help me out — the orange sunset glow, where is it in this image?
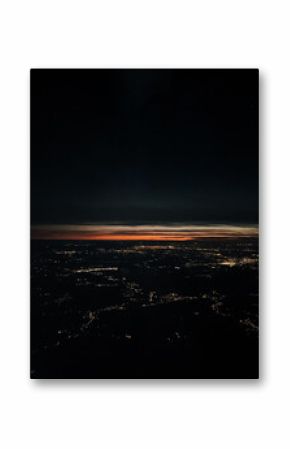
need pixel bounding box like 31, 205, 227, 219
31, 224, 258, 241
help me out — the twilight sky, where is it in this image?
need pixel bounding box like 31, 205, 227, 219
31, 69, 258, 227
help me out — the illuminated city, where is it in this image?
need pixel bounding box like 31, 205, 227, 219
31, 69, 258, 378
31, 235, 258, 378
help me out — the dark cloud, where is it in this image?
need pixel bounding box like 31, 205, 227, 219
31, 69, 258, 225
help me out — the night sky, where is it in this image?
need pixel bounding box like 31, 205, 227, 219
31, 69, 258, 227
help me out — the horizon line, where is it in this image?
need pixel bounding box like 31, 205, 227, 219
31, 224, 259, 241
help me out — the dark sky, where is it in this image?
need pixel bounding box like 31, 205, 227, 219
31, 69, 258, 225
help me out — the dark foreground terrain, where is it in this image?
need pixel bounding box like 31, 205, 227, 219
31, 238, 259, 378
